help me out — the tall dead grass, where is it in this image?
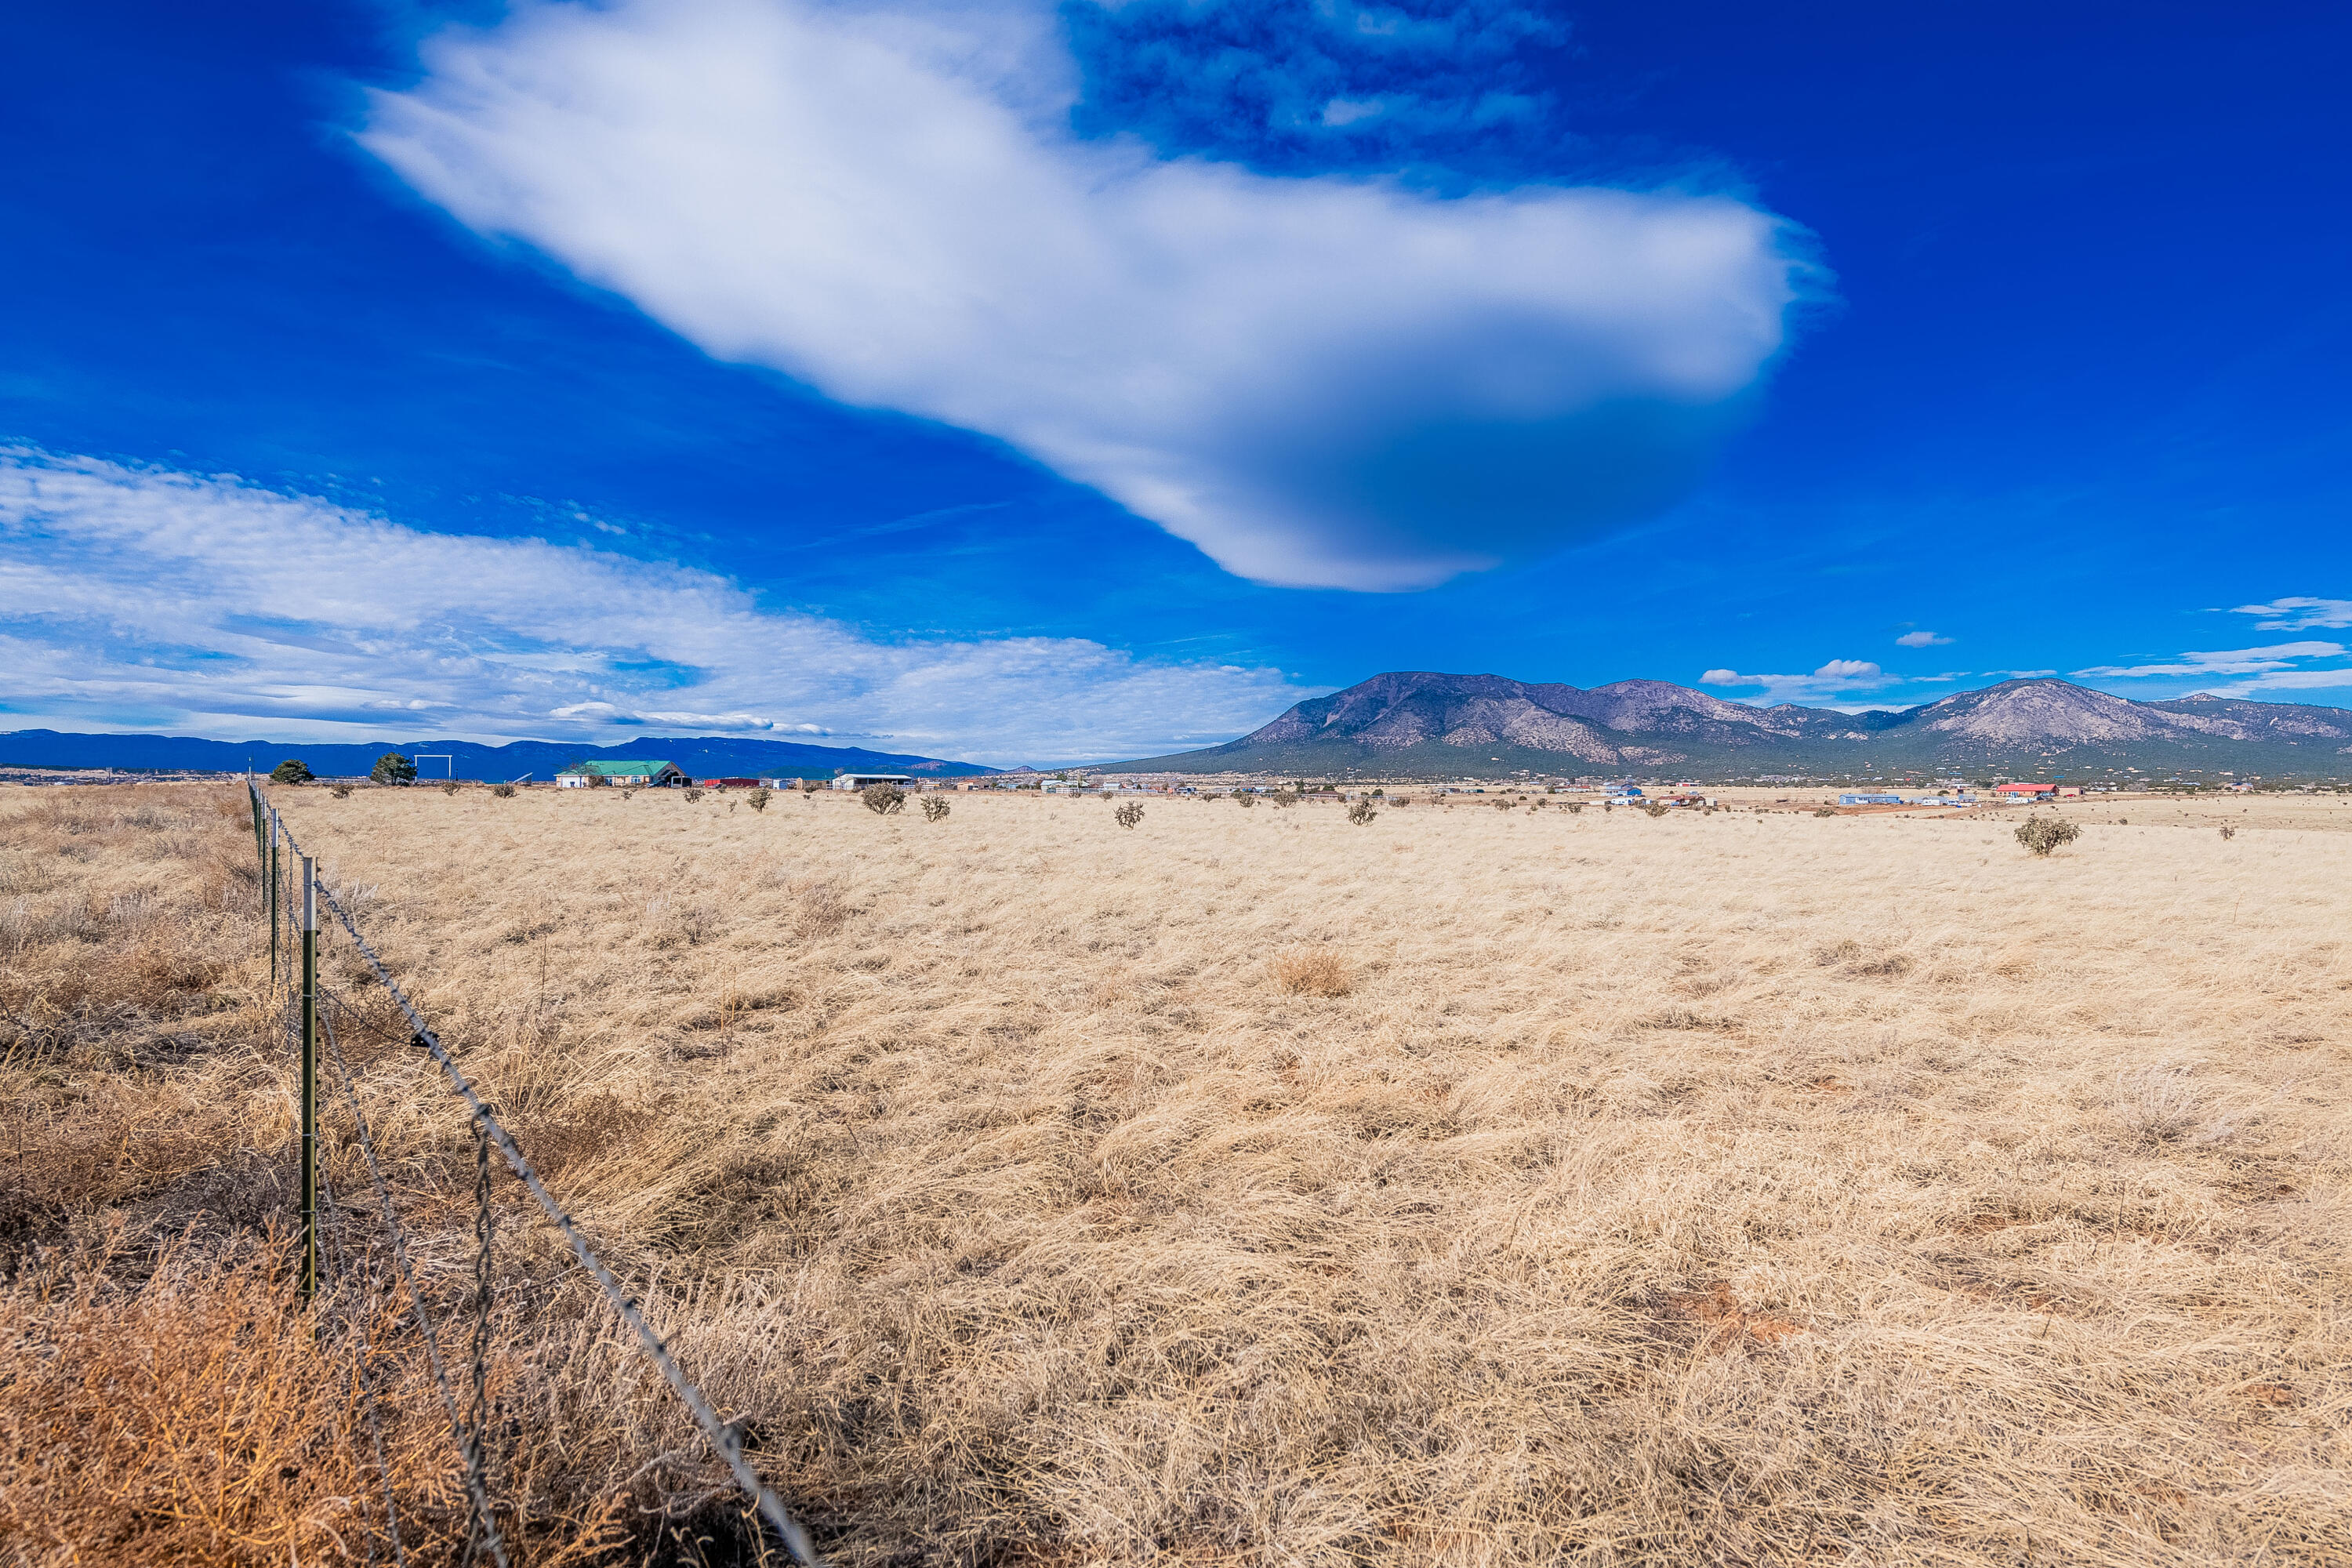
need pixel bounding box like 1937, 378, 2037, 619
8, 781, 2352, 1563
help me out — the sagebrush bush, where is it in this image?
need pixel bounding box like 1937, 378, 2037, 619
439, 779, 460, 796
489, 781, 517, 798
682, 786, 705, 803
746, 786, 772, 813
1347, 800, 1377, 826
922, 796, 951, 822
1642, 803, 1670, 818
2016, 815, 2081, 857
2220, 825, 2235, 840
862, 783, 906, 815
328, 782, 354, 800
1114, 800, 1145, 829
1233, 791, 1255, 808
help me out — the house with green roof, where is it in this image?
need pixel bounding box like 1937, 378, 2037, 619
554, 759, 686, 789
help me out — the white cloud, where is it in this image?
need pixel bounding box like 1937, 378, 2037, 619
2071, 642, 2347, 680
358, 0, 1812, 591
1700, 659, 1894, 706
0, 448, 1310, 764
2233, 597, 2352, 630
1894, 630, 1951, 648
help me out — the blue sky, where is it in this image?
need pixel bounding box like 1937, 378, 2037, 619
3, 0, 2347, 764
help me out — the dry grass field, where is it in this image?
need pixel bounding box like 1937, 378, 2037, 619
5, 780, 2351, 1564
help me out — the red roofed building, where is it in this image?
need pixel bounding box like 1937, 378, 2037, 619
1994, 782, 2056, 797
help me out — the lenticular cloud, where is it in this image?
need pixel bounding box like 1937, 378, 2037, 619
362, 0, 1813, 590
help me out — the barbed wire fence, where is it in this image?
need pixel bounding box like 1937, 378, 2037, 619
249, 781, 821, 1566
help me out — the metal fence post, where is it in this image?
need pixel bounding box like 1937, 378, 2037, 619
266, 810, 281, 991
300, 854, 318, 1305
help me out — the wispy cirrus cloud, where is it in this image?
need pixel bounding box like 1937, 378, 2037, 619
2232, 597, 2352, 630
1699, 659, 1899, 706
358, 0, 1817, 591
0, 448, 1311, 763
2071, 641, 2347, 680
1894, 630, 1951, 648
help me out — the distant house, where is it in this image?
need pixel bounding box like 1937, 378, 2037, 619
1840, 793, 1904, 806
555, 760, 685, 789
829, 772, 912, 791
1994, 782, 2056, 798
699, 777, 760, 789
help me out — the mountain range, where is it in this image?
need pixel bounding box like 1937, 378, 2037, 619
0, 730, 995, 782
1109, 673, 2352, 780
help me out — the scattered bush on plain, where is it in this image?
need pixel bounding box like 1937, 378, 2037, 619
682, 787, 705, 803
922, 796, 951, 822
2219, 825, 2234, 840
1114, 801, 1145, 829
328, 781, 354, 800
862, 782, 906, 816
489, 782, 517, 799
746, 786, 771, 813
440, 779, 461, 796
1347, 800, 1377, 826
2016, 815, 2081, 857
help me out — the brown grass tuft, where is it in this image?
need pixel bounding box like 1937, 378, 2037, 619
1272, 946, 1353, 996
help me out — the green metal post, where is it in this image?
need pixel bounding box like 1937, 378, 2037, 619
268, 811, 281, 990
299, 854, 318, 1305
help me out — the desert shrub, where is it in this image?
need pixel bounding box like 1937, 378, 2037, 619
1813, 807, 1837, 818
489, 781, 517, 799
268, 759, 312, 785
620, 787, 637, 800
1233, 791, 1255, 808
1493, 799, 1512, 811
1114, 800, 1145, 829
369, 753, 416, 786
1642, 803, 1669, 818
2219, 825, 2234, 840
682, 786, 705, 803
1347, 800, 1377, 826
1269, 792, 1296, 809
746, 786, 771, 813
800, 779, 822, 794
1566, 802, 1583, 814
862, 782, 906, 815
1273, 948, 1352, 997
439, 779, 460, 796
2016, 815, 2081, 857
921, 796, 951, 822
328, 782, 353, 800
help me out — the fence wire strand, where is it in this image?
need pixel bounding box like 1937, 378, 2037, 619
322, 1004, 509, 1567
267, 791, 820, 1567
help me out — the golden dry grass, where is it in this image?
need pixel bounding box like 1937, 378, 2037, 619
7, 779, 2352, 1563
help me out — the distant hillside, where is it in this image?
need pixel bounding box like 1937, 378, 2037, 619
0, 730, 997, 782
1107, 672, 2352, 780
